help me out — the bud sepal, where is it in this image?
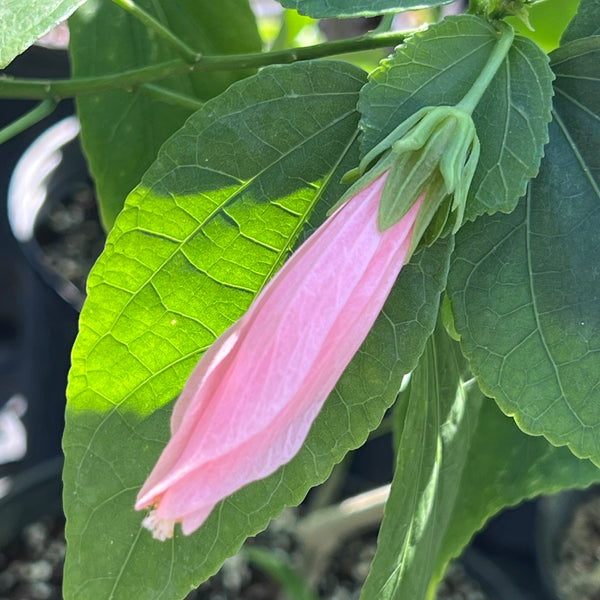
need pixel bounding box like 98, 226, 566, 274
331, 105, 480, 257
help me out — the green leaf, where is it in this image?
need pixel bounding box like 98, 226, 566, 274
69, 0, 262, 229
446, 37, 600, 463
561, 0, 600, 43
276, 0, 454, 18
361, 318, 479, 600
0, 0, 85, 68
63, 60, 453, 600
363, 319, 600, 600
359, 15, 554, 221
244, 547, 318, 600
433, 395, 600, 587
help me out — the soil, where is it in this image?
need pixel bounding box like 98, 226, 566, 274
0, 516, 64, 600
33, 182, 105, 301
0, 510, 493, 600
555, 492, 600, 600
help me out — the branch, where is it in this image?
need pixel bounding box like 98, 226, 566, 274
0, 99, 57, 144
0, 31, 410, 100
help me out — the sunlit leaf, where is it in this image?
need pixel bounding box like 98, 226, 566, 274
0, 0, 85, 68
69, 0, 262, 228
506, 0, 581, 52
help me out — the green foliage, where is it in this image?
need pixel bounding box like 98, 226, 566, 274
561, 0, 600, 42
63, 60, 452, 599
3, 0, 594, 597
0, 0, 85, 68
364, 320, 600, 600
244, 547, 318, 600
447, 36, 600, 463
434, 392, 600, 586
69, 0, 262, 229
361, 320, 479, 600
359, 15, 554, 222
277, 0, 454, 18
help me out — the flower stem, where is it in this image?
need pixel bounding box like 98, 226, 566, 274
456, 20, 514, 114
111, 0, 200, 63
0, 30, 410, 100
0, 98, 57, 145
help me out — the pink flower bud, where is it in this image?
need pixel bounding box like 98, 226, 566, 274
135, 173, 422, 539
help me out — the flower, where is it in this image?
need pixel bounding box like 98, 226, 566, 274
136, 104, 482, 540
135, 172, 423, 540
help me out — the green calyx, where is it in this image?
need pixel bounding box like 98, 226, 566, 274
334, 105, 480, 255
330, 20, 514, 258
470, 0, 535, 24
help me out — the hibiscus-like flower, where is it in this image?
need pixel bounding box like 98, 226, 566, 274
136, 104, 480, 540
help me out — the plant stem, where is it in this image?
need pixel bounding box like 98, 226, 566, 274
297, 485, 390, 585
243, 547, 319, 600
139, 84, 204, 110
456, 20, 514, 114
111, 0, 200, 64
374, 13, 396, 33
0, 30, 410, 100
0, 98, 57, 145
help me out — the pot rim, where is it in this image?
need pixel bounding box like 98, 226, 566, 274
8, 116, 80, 244
6, 116, 86, 309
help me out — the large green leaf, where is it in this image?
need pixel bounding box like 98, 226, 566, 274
362, 319, 600, 600
359, 15, 553, 221
69, 0, 262, 229
63, 60, 452, 600
433, 392, 600, 589
361, 318, 479, 600
277, 0, 454, 18
0, 0, 85, 68
446, 36, 600, 463
561, 0, 600, 43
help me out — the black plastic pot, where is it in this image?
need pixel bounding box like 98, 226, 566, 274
0, 41, 79, 478
4, 117, 90, 480
468, 500, 551, 600
0, 456, 63, 549
8, 116, 92, 310
0, 44, 93, 591
460, 547, 530, 600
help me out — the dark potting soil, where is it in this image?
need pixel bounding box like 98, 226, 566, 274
555, 493, 600, 600
436, 562, 494, 600
33, 183, 106, 297
0, 512, 494, 600
0, 516, 64, 600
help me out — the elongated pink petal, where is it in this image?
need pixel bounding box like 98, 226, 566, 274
136, 173, 422, 538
